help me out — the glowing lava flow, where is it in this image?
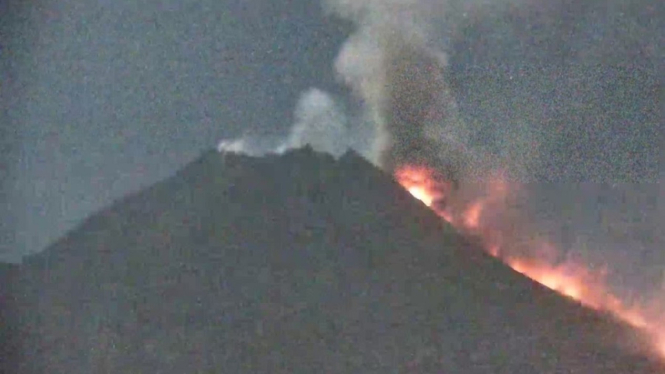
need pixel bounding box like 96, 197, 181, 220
394, 166, 443, 207
394, 164, 665, 360
394, 166, 453, 221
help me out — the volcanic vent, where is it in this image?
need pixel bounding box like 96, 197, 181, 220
12, 147, 665, 373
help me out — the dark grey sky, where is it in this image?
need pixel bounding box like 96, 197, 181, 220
1, 0, 662, 264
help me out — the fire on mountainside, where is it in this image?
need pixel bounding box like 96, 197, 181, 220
394, 164, 665, 359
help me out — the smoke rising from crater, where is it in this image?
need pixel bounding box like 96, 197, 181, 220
325, 0, 507, 184
277, 88, 349, 157
217, 88, 351, 158
220, 0, 535, 182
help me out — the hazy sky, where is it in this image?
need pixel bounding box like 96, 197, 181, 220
0, 0, 661, 263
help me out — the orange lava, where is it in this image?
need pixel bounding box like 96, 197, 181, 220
395, 166, 453, 221
394, 166, 443, 207
394, 164, 665, 362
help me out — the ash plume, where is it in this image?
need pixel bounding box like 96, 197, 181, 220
325, 0, 499, 184
323, 0, 526, 246
218, 0, 519, 179
380, 37, 468, 181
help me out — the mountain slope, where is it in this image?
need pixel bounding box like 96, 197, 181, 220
13, 147, 665, 373
0, 262, 18, 374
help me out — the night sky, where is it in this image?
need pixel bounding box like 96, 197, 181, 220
1, 0, 662, 287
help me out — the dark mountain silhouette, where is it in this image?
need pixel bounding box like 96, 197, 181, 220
0, 262, 19, 374
10, 146, 665, 373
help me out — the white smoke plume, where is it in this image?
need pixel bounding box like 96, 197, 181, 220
216, 138, 252, 154
276, 88, 349, 157
217, 88, 359, 158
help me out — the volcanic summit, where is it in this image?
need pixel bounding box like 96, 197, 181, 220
10, 146, 665, 373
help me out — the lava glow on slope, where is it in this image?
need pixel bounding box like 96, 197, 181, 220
394, 166, 453, 221
394, 166, 444, 207
394, 164, 665, 360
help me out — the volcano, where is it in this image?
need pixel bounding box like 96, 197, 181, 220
10, 147, 665, 373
